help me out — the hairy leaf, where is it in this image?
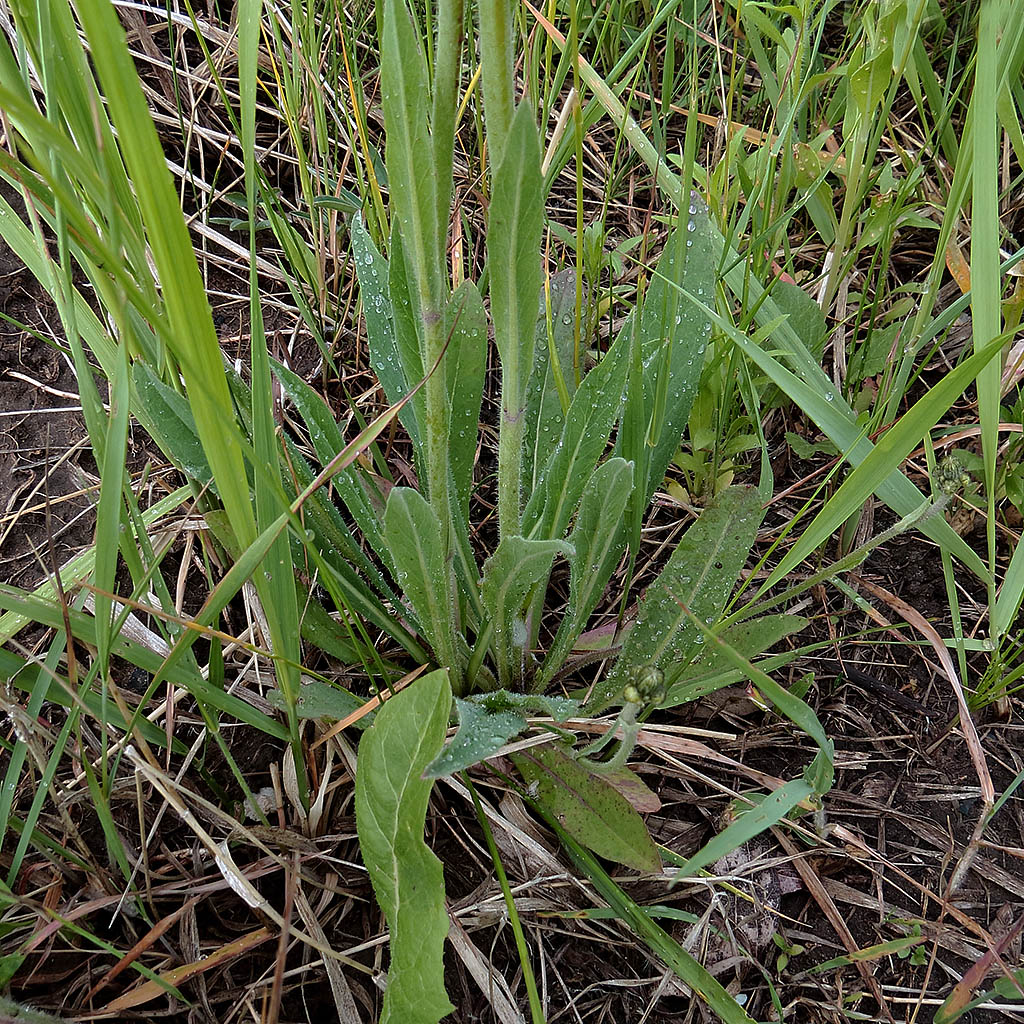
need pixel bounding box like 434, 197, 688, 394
620, 196, 714, 510
351, 215, 421, 448
489, 102, 544, 399
538, 458, 634, 688
481, 536, 573, 689
424, 691, 579, 777
524, 268, 580, 490
384, 488, 458, 667
522, 329, 629, 541
445, 281, 486, 518
355, 669, 453, 1024
513, 743, 661, 872
592, 485, 763, 710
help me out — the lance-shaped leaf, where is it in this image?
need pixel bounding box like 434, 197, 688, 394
663, 613, 808, 707
351, 215, 421, 449
271, 357, 394, 576
512, 743, 661, 872
618, 196, 714, 510
424, 690, 579, 777
537, 458, 634, 688
524, 268, 581, 491
380, 0, 441, 310
489, 102, 544, 399
355, 669, 453, 1024
481, 535, 573, 689
523, 329, 629, 541
591, 485, 763, 711
384, 488, 458, 668
445, 281, 486, 518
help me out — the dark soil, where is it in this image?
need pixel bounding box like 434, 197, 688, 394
0, 184, 95, 591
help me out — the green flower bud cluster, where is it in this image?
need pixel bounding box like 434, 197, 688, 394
935, 454, 971, 497
623, 665, 666, 707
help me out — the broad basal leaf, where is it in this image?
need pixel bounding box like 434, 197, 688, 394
524, 268, 581, 490
620, 195, 714, 510
355, 669, 453, 1024
351, 215, 421, 448
522, 328, 629, 541
445, 281, 486, 518
384, 488, 459, 668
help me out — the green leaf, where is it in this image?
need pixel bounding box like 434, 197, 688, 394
538, 458, 634, 688
481, 535, 573, 689
132, 362, 214, 487
384, 488, 458, 669
512, 743, 661, 872
355, 670, 454, 1024
621, 199, 714, 509
663, 613, 808, 707
593, 485, 763, 711
757, 335, 1004, 591
524, 268, 580, 490
769, 280, 826, 361
534, 817, 757, 1024
268, 678, 365, 722
351, 215, 421, 449
683, 608, 834, 794
522, 329, 629, 541
380, 0, 441, 306
445, 281, 486, 518
271, 356, 392, 572
489, 101, 544, 534
0, 648, 180, 753
73, 0, 256, 551
673, 778, 815, 880
297, 599, 364, 664
424, 691, 579, 778
0, 586, 286, 741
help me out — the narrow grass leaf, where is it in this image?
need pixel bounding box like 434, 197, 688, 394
73, 0, 255, 548
527, 796, 757, 1024
355, 669, 454, 1024
751, 335, 1005, 590
663, 614, 808, 707
673, 778, 815, 881
683, 607, 834, 792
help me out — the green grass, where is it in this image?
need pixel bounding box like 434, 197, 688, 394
0, 0, 1022, 1021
